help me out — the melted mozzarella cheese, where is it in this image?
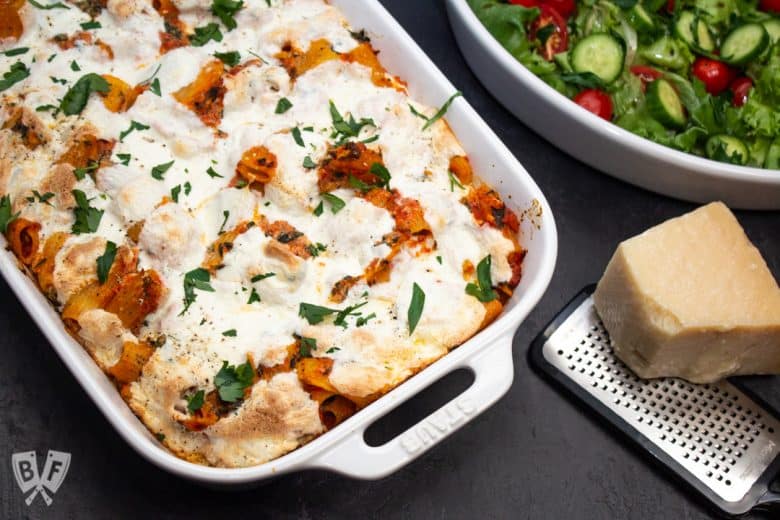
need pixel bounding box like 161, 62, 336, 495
1, 0, 522, 468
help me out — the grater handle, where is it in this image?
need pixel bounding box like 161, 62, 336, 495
306, 331, 515, 479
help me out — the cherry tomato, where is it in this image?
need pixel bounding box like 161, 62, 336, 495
691, 57, 736, 95
730, 77, 753, 107
544, 0, 576, 18
529, 5, 569, 61
509, 0, 541, 7
510, 0, 575, 16
759, 0, 780, 12
573, 89, 613, 120
630, 65, 663, 83
666, 0, 675, 12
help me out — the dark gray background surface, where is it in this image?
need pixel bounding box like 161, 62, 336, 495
2, 1, 779, 518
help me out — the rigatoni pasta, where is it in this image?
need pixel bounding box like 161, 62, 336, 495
0, 0, 525, 467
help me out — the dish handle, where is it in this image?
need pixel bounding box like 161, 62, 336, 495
308, 331, 515, 479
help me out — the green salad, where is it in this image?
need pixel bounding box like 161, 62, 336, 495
468, 0, 780, 169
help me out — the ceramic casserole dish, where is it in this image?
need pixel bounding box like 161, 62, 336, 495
0, 0, 557, 485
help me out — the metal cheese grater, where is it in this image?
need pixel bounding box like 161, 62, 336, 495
529, 286, 780, 517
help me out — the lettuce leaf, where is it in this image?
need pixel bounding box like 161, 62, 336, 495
467, 0, 556, 75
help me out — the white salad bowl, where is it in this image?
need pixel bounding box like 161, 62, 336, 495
446, 0, 780, 210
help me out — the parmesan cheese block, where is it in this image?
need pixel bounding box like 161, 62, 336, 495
593, 202, 780, 384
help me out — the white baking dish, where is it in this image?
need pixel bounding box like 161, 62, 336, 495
0, 0, 557, 485
446, 0, 780, 210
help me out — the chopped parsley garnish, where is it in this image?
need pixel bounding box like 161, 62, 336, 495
325, 346, 341, 354
218, 210, 229, 234
73, 161, 100, 181
170, 184, 182, 202
329, 100, 375, 144
350, 29, 370, 42
334, 301, 367, 328
321, 192, 345, 214
422, 91, 462, 131
0, 62, 30, 93
181, 268, 215, 314
348, 174, 372, 191
214, 360, 254, 402
28, 0, 70, 9
369, 162, 391, 189
449, 170, 465, 191
47, 53, 57, 62
298, 300, 367, 328
436, 255, 443, 264
70, 60, 80, 71
313, 201, 324, 216
214, 50, 241, 67
408, 103, 429, 121
356, 312, 376, 327
0, 195, 20, 233
35, 104, 58, 113
149, 78, 161, 96
73, 161, 97, 180
184, 181, 192, 195
275, 97, 293, 114
71, 189, 104, 234
361, 134, 379, 144
250, 272, 275, 282
186, 390, 205, 412
26, 190, 55, 205
96, 241, 117, 284
407, 282, 425, 335
206, 166, 223, 178
222, 329, 237, 337
141, 65, 162, 96
247, 287, 261, 304
465, 255, 497, 302
119, 120, 150, 142
291, 126, 304, 147
80, 20, 101, 30
298, 336, 317, 357
3, 48, 29, 57
60, 73, 109, 115
189, 23, 223, 47
211, 0, 244, 30
155, 432, 166, 442
303, 156, 316, 169
116, 153, 131, 166
275, 230, 301, 243
151, 160, 175, 180
50, 76, 67, 85
307, 242, 327, 257
298, 303, 337, 325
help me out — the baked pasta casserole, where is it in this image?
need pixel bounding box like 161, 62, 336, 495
0, 0, 526, 467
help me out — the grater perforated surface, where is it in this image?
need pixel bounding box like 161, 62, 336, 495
542, 296, 780, 503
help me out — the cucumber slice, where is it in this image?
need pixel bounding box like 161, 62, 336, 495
706, 135, 749, 165
571, 34, 625, 84
641, 36, 688, 69
674, 11, 715, 52
763, 18, 780, 45
766, 139, 780, 170
642, 0, 666, 12
646, 79, 686, 129
720, 24, 770, 66
628, 3, 655, 33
